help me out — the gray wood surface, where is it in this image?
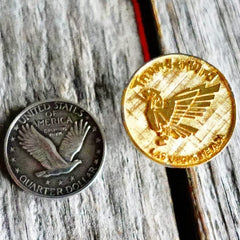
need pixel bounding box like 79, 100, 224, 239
0, 1, 180, 240
152, 0, 240, 239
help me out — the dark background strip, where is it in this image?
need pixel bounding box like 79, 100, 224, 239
131, 0, 200, 239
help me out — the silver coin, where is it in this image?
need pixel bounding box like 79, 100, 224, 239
4, 100, 105, 198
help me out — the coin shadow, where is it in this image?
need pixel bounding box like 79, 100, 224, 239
0, 107, 24, 179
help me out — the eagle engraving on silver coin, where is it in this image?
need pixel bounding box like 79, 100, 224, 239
18, 120, 90, 178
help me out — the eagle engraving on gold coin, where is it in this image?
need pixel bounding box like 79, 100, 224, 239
143, 84, 220, 146
122, 54, 236, 167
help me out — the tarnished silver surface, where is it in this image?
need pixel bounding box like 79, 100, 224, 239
4, 100, 105, 198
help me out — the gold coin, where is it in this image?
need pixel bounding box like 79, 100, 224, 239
122, 54, 236, 167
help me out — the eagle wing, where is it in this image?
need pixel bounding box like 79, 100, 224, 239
59, 120, 91, 161
18, 124, 67, 169
167, 83, 220, 138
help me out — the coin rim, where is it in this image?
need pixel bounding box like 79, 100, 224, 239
122, 53, 236, 168
4, 99, 106, 198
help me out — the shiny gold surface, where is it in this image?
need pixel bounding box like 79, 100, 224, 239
122, 54, 236, 167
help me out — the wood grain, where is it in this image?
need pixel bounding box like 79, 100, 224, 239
152, 0, 240, 239
0, 0, 179, 239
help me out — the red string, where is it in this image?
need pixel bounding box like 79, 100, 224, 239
131, 0, 151, 62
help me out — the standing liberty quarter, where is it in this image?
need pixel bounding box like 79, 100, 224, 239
4, 100, 105, 198
122, 54, 236, 167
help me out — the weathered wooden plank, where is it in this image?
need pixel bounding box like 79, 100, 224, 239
0, 0, 179, 239
152, 0, 240, 239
